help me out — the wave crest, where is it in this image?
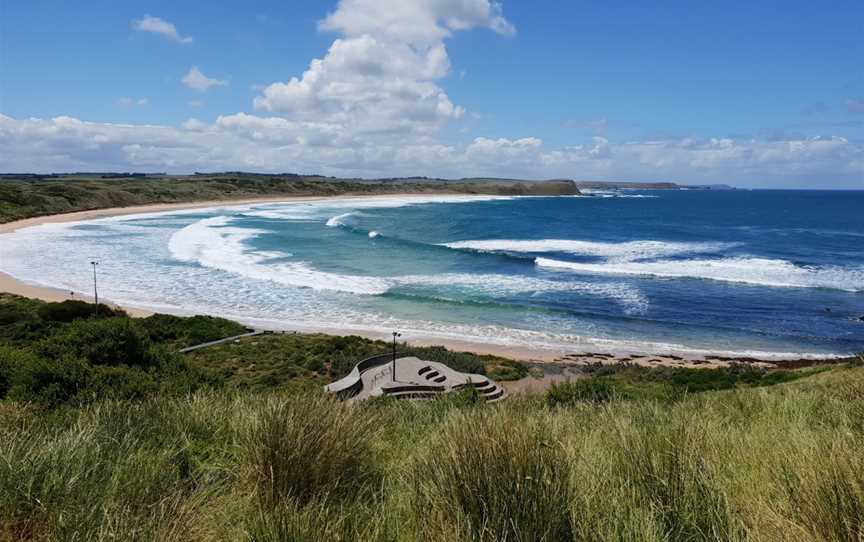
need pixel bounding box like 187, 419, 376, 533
169, 217, 390, 295
444, 239, 734, 261
536, 256, 864, 291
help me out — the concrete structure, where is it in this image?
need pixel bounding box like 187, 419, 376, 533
325, 353, 505, 402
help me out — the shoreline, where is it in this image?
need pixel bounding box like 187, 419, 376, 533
0, 195, 854, 367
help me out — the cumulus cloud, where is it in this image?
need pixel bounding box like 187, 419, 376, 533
318, 0, 515, 44
253, 0, 512, 138
182, 67, 228, 92
132, 15, 193, 44
1, 114, 861, 188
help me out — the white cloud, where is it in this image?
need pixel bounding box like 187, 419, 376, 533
318, 0, 515, 44
182, 67, 228, 92
132, 15, 193, 44
253, 0, 512, 139
181, 118, 208, 131
117, 97, 149, 108
1, 114, 861, 188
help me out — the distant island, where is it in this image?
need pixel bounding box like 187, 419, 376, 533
0, 172, 732, 223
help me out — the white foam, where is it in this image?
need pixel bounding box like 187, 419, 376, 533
444, 239, 733, 261
168, 216, 390, 295
368, 231, 381, 238
536, 256, 864, 292
325, 212, 355, 227
245, 194, 518, 223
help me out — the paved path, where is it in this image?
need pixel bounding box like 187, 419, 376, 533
178, 330, 268, 353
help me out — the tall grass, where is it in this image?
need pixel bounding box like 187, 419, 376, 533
410, 407, 572, 541
241, 392, 382, 506
1, 366, 863, 540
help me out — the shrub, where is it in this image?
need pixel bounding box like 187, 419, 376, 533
138, 313, 247, 348
0, 346, 19, 398
36, 300, 123, 322
412, 346, 487, 376
7, 355, 91, 407
88, 366, 158, 401
485, 359, 529, 381
35, 317, 154, 367
547, 378, 618, 407
0, 303, 31, 325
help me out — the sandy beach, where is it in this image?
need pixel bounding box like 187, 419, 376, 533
0, 196, 851, 369
0, 196, 349, 318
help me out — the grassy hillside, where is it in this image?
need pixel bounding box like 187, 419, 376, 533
0, 174, 579, 223
1, 293, 862, 540
2, 360, 862, 540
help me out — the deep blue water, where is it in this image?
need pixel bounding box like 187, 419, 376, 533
2, 190, 863, 357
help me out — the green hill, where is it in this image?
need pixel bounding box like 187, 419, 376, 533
0, 293, 862, 541
0, 174, 579, 223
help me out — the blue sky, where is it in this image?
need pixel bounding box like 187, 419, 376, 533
1, 0, 862, 187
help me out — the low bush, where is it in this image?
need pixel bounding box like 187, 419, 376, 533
7, 355, 91, 407
36, 300, 124, 323
138, 313, 248, 348
485, 358, 529, 381
409, 345, 487, 376
0, 346, 18, 398
35, 318, 155, 367
546, 378, 619, 406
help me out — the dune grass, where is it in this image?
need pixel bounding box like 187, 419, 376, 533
1, 361, 862, 541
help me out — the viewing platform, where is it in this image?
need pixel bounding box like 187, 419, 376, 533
325, 353, 505, 402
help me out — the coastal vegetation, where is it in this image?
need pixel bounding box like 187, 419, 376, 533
0, 292, 862, 540
0, 174, 579, 224
0, 294, 517, 406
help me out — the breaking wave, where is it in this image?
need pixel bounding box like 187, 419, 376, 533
169, 217, 390, 295
536, 256, 864, 292
444, 239, 735, 261
325, 212, 356, 227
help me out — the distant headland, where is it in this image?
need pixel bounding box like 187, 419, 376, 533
0, 172, 733, 224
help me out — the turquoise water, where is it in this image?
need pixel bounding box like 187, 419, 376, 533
2, 190, 863, 357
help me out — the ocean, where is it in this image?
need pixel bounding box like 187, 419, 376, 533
2, 190, 863, 358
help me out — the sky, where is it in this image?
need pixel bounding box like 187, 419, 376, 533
1, 0, 862, 188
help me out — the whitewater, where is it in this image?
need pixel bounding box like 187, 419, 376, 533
1, 190, 862, 357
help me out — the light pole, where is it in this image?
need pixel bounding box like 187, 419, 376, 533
90, 260, 99, 318
391, 331, 401, 382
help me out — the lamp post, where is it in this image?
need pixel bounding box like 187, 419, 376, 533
391, 331, 401, 382
90, 260, 99, 318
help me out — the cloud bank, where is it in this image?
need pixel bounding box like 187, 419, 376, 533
2, 114, 860, 187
